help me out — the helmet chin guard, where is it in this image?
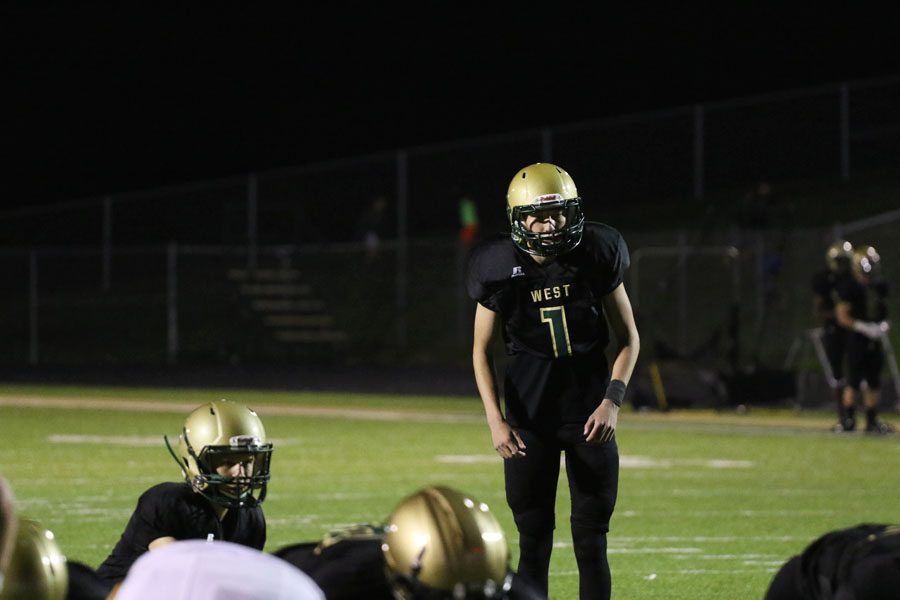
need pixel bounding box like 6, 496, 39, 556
509, 197, 584, 257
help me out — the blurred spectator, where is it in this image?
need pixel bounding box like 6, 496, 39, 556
738, 180, 776, 231
355, 195, 389, 263
111, 539, 324, 600
458, 195, 480, 243
764, 523, 900, 600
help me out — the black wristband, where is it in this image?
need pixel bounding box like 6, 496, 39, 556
604, 379, 627, 407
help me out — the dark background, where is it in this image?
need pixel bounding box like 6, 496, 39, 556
2, 6, 899, 211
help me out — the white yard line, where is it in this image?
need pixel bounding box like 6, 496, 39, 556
0, 395, 482, 424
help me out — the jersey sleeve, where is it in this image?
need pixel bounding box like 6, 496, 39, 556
586, 224, 630, 297
136, 485, 186, 540
607, 229, 631, 294
464, 239, 505, 312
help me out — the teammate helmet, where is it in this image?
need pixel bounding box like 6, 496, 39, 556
164, 399, 273, 509
506, 162, 584, 257
0, 519, 67, 600
382, 485, 511, 599
825, 239, 853, 272
852, 245, 882, 279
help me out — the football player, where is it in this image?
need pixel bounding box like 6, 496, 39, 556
764, 523, 900, 600
834, 245, 894, 433
273, 484, 545, 599
810, 240, 854, 430
465, 163, 640, 599
95, 398, 273, 587
0, 518, 68, 600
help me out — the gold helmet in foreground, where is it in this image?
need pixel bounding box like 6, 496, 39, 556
825, 239, 853, 273
506, 163, 584, 257
382, 485, 511, 599
0, 519, 67, 600
164, 399, 273, 509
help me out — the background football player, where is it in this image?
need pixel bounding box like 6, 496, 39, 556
810, 240, 854, 430
95, 398, 273, 589
465, 163, 640, 599
273, 484, 545, 599
834, 245, 893, 433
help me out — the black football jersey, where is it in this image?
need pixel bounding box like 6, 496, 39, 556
465, 222, 629, 360
798, 523, 900, 599
274, 529, 547, 600
95, 482, 266, 584
811, 269, 853, 321
835, 277, 889, 322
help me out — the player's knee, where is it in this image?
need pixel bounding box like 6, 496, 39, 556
513, 507, 555, 537
570, 514, 610, 535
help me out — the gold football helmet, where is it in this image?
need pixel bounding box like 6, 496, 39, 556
825, 239, 853, 273
0, 519, 67, 600
382, 485, 511, 599
165, 399, 273, 509
506, 162, 584, 257
852, 245, 882, 279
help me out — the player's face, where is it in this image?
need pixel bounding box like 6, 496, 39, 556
524, 207, 568, 234
211, 453, 255, 497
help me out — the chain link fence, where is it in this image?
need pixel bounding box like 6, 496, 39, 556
0, 76, 897, 405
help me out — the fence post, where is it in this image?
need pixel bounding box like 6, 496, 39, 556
167, 242, 179, 365
102, 195, 112, 291
541, 127, 553, 162
677, 231, 688, 355
29, 249, 38, 366
247, 174, 258, 271
693, 104, 705, 200
839, 83, 850, 183
396, 151, 408, 351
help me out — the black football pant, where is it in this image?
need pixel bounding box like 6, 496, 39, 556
504, 424, 618, 600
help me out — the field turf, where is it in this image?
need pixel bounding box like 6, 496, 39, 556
1, 384, 898, 599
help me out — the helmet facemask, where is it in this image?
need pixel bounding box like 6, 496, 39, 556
508, 196, 584, 257
166, 429, 273, 509
165, 399, 273, 509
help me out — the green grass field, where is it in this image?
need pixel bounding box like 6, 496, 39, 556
1, 383, 898, 599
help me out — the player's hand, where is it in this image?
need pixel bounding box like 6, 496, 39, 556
489, 420, 526, 459
584, 400, 618, 444
879, 320, 891, 334
852, 320, 884, 340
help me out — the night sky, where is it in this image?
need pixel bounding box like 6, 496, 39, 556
2, 6, 898, 210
